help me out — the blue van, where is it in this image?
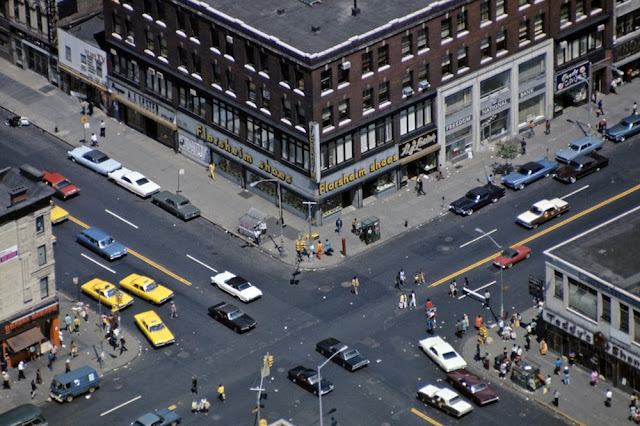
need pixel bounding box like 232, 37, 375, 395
49, 365, 100, 403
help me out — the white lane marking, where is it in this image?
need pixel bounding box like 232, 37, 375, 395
105, 209, 139, 229
460, 229, 498, 248
458, 280, 496, 300
100, 395, 142, 416
187, 254, 218, 273
561, 185, 589, 200
81, 253, 116, 274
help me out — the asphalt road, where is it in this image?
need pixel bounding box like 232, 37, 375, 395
2, 117, 639, 425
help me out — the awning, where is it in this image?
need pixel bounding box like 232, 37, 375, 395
400, 144, 440, 165
111, 92, 178, 131
6, 327, 45, 352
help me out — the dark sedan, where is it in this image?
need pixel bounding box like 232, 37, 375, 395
287, 366, 334, 396
316, 338, 370, 372
207, 302, 256, 333
449, 183, 505, 216
553, 152, 609, 184
446, 369, 499, 406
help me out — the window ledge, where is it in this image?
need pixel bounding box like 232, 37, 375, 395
361, 71, 374, 79
321, 89, 334, 97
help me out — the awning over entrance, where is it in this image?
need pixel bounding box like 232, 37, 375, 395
5, 327, 45, 352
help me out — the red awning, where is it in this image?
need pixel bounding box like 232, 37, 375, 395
5, 327, 45, 352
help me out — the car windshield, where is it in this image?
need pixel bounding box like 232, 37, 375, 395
442, 351, 458, 360
228, 310, 244, 320
135, 177, 150, 185
143, 282, 158, 292
149, 323, 165, 332
104, 288, 116, 298
57, 180, 70, 189
469, 383, 487, 393
529, 206, 543, 215
342, 349, 359, 360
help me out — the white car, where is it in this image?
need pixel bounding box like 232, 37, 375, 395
211, 271, 263, 303
107, 167, 161, 198
419, 336, 467, 372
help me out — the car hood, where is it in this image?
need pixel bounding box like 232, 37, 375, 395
517, 211, 538, 223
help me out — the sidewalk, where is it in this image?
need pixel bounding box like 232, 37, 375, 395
460, 307, 632, 426
0, 295, 139, 413
1, 60, 638, 272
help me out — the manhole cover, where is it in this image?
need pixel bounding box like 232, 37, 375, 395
318, 285, 332, 293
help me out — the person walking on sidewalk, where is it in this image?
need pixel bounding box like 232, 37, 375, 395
352, 276, 359, 295
562, 366, 570, 385
100, 120, 106, 137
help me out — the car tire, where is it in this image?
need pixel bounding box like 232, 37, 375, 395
66, 395, 73, 403
525, 253, 531, 259
508, 263, 513, 269
517, 183, 525, 190
569, 176, 577, 184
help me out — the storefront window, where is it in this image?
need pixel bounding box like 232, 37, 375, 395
554, 270, 564, 299
568, 277, 597, 320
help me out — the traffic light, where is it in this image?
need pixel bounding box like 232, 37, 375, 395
267, 355, 274, 367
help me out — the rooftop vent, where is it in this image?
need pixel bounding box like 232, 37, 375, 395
9, 185, 28, 205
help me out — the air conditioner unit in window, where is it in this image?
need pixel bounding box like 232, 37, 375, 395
402, 87, 415, 97
341, 61, 351, 70
418, 80, 430, 90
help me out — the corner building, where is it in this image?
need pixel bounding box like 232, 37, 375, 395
104, 0, 570, 222
543, 208, 640, 393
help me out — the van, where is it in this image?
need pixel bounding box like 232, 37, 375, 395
0, 403, 47, 425
49, 365, 100, 403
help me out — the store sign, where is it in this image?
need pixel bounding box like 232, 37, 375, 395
3, 303, 58, 336
445, 115, 472, 131
195, 124, 293, 184
555, 62, 590, 93
318, 154, 399, 195
614, 33, 640, 62
0, 245, 18, 265
480, 98, 510, 116
399, 131, 437, 159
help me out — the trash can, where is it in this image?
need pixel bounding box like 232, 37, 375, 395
360, 216, 380, 245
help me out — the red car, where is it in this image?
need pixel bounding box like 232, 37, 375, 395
446, 369, 500, 406
493, 245, 531, 269
42, 170, 80, 199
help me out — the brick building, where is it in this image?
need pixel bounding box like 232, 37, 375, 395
0, 165, 59, 368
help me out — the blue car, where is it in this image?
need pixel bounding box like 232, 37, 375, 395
555, 137, 603, 163
604, 114, 640, 142
501, 158, 558, 190
67, 146, 122, 176
76, 227, 127, 260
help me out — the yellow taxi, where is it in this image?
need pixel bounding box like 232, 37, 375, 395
119, 274, 174, 305
81, 278, 134, 309
134, 310, 175, 348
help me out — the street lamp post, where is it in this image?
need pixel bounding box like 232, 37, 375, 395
318, 345, 347, 426
250, 178, 285, 257
475, 228, 504, 319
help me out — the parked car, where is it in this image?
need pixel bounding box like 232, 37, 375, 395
493, 245, 531, 269
604, 114, 640, 142
67, 146, 122, 175
501, 158, 558, 190
448, 183, 505, 216
81, 278, 133, 310
446, 369, 500, 405
211, 271, 262, 303
207, 302, 256, 333
131, 408, 181, 426
287, 366, 334, 396
416, 384, 473, 418
151, 190, 201, 221
107, 167, 161, 198
119, 274, 174, 305
316, 338, 370, 372
555, 136, 603, 163
419, 336, 467, 372
42, 170, 80, 199
134, 310, 175, 348
516, 198, 570, 229
553, 152, 609, 184
76, 226, 127, 260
